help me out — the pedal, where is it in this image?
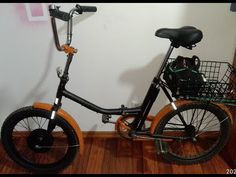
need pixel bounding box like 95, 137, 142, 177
102, 114, 115, 124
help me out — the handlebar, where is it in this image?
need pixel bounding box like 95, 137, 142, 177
48, 4, 97, 52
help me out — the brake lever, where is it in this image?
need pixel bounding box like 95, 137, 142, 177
75, 4, 82, 14
55, 6, 60, 10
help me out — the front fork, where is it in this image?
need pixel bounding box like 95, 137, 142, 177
46, 94, 63, 133
47, 53, 73, 133
47, 97, 62, 133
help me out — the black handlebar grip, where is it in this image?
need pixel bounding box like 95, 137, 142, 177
81, 6, 97, 12
76, 4, 97, 14
49, 9, 70, 22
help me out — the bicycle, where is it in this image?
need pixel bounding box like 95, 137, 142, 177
1, 4, 234, 173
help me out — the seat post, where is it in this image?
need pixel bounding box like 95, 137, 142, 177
155, 44, 174, 79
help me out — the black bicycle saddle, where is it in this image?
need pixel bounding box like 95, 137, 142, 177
155, 26, 203, 49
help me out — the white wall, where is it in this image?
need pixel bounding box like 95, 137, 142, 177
0, 3, 235, 131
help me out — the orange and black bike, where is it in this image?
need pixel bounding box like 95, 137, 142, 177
1, 4, 235, 173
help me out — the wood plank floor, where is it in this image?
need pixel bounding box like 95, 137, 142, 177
0, 137, 232, 174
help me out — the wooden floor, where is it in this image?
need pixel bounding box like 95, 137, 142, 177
0, 137, 232, 174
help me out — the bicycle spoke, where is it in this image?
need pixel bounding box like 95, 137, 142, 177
186, 109, 189, 125
196, 114, 217, 134
35, 117, 41, 128
193, 112, 214, 126
196, 108, 208, 132
172, 115, 184, 124
17, 121, 29, 131
31, 117, 41, 128
190, 108, 197, 125
167, 122, 185, 126
39, 117, 43, 128
41, 118, 48, 128
26, 118, 32, 131
191, 108, 203, 126
23, 119, 31, 131
196, 117, 228, 137
195, 116, 218, 129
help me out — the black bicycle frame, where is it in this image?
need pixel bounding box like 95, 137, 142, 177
45, 5, 193, 142
48, 45, 178, 134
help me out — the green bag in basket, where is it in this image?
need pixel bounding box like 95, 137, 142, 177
163, 55, 205, 98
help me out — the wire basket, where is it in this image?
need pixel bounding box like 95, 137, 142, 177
164, 59, 236, 106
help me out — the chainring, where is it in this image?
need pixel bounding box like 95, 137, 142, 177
115, 116, 154, 140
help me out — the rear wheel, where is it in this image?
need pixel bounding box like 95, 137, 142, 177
1, 106, 79, 173
154, 102, 231, 164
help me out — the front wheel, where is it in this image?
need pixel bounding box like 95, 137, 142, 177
154, 102, 231, 164
1, 106, 79, 173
